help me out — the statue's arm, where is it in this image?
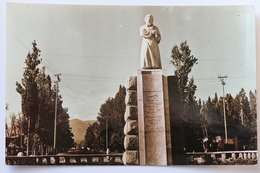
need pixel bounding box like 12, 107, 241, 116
140, 26, 152, 39
154, 26, 161, 44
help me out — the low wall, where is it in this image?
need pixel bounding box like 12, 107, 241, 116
6, 154, 123, 165
186, 150, 258, 164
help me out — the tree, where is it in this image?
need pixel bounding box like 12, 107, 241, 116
200, 95, 224, 138
170, 40, 198, 107
85, 122, 100, 151
36, 68, 55, 147
85, 85, 126, 152
108, 85, 126, 152
97, 85, 126, 152
170, 41, 200, 152
15, 41, 74, 154
16, 41, 41, 135
16, 41, 41, 154
248, 90, 257, 149
183, 78, 204, 151
249, 90, 257, 133
9, 113, 18, 137
200, 88, 257, 151
229, 88, 255, 149
55, 105, 74, 152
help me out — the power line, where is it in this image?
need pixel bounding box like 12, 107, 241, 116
196, 83, 220, 92
60, 80, 98, 111
41, 58, 60, 74
7, 17, 60, 76
7, 19, 106, 116
7, 29, 31, 52
7, 27, 60, 79
198, 58, 250, 62
63, 78, 125, 83
61, 76, 126, 82
41, 53, 138, 60
8, 26, 59, 76
40, 61, 59, 75
227, 76, 256, 80
7, 20, 97, 120
225, 59, 250, 76
58, 80, 93, 120
62, 73, 126, 79
194, 75, 254, 82
60, 82, 82, 104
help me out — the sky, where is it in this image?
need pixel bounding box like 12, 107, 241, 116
5, 4, 256, 122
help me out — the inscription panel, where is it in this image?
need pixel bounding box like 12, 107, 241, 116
143, 92, 165, 132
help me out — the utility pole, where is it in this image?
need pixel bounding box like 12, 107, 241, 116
26, 117, 30, 156
19, 116, 23, 149
54, 73, 61, 152
218, 75, 228, 144
106, 118, 110, 160
106, 119, 108, 149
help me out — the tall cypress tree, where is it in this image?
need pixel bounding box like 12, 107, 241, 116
170, 41, 198, 108
16, 41, 41, 152
36, 68, 55, 146
16, 41, 74, 154
170, 41, 200, 152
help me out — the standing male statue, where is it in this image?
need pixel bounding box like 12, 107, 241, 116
140, 14, 162, 69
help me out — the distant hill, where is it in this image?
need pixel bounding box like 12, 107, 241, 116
69, 119, 96, 144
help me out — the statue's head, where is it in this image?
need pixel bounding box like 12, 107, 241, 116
144, 14, 154, 25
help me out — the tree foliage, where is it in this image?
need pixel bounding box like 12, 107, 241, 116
169, 41, 257, 152
16, 41, 41, 134
15, 41, 74, 154
249, 90, 257, 133
170, 41, 201, 151
85, 122, 100, 151
170, 40, 198, 105
84, 85, 126, 152
200, 89, 257, 150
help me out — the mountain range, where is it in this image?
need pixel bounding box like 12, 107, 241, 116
69, 119, 96, 144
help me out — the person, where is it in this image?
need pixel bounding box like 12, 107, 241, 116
140, 14, 162, 69
106, 148, 110, 161
17, 149, 24, 156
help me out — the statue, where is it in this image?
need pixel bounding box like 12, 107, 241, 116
140, 14, 162, 69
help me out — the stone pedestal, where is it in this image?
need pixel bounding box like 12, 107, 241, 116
123, 76, 139, 165
137, 69, 172, 165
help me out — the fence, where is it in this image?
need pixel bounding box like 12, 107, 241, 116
6, 153, 123, 165
186, 150, 258, 164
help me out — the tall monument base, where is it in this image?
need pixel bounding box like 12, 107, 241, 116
137, 69, 172, 165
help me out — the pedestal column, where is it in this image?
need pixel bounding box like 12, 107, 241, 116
137, 69, 172, 165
